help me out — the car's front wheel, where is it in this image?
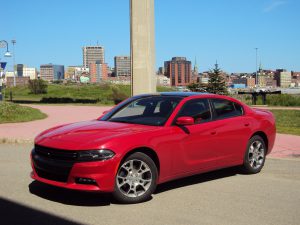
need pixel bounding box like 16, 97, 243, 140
113, 152, 158, 204
242, 135, 266, 174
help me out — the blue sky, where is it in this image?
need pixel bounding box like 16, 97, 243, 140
1, 0, 299, 73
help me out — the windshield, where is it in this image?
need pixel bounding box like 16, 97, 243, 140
106, 96, 183, 126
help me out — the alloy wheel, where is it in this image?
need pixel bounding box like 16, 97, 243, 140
248, 140, 265, 170
116, 159, 153, 198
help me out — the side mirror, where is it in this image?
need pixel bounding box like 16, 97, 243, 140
176, 116, 194, 126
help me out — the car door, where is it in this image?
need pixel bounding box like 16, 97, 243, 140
209, 98, 252, 167
171, 98, 221, 175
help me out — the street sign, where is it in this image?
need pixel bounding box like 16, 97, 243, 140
0, 62, 7, 70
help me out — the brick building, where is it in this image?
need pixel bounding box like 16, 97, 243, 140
164, 57, 191, 86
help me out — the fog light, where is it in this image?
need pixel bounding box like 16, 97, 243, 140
75, 177, 97, 185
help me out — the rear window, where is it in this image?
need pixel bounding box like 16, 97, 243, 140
211, 99, 243, 119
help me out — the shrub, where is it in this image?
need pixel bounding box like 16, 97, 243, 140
40, 97, 98, 104
28, 79, 48, 94
266, 94, 300, 106
109, 87, 129, 104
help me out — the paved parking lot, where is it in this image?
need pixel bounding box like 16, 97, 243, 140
0, 143, 299, 225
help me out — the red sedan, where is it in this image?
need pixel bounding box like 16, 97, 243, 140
31, 92, 276, 203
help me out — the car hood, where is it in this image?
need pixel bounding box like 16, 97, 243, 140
35, 120, 159, 150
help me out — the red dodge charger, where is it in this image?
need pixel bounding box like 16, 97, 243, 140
31, 92, 276, 203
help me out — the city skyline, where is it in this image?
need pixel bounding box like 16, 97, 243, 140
1, 0, 300, 73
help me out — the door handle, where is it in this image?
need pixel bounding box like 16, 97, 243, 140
244, 123, 250, 127
211, 131, 217, 135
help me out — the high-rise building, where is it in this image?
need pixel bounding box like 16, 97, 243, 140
274, 69, 291, 88
40, 64, 64, 81
164, 57, 192, 86
114, 56, 131, 77
82, 46, 105, 69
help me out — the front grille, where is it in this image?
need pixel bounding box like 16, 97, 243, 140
35, 167, 69, 182
34, 145, 78, 161
32, 146, 75, 183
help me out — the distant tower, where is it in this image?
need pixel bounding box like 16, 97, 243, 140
192, 57, 199, 82
194, 57, 198, 75
82, 45, 105, 69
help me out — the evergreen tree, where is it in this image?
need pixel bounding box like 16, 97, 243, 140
207, 62, 228, 95
187, 82, 208, 92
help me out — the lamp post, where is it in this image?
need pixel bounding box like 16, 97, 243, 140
0, 40, 12, 102
255, 47, 258, 87
11, 40, 16, 87
0, 40, 12, 57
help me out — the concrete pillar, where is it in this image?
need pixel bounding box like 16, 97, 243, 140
130, 0, 156, 96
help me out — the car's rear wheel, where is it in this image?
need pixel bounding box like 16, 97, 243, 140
242, 135, 266, 174
113, 152, 158, 204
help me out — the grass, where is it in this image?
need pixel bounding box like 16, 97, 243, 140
0, 102, 47, 124
4, 83, 175, 105
270, 110, 300, 136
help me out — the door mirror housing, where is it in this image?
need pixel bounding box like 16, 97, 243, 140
176, 116, 194, 126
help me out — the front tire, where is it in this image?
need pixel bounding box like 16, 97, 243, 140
242, 135, 266, 174
113, 152, 158, 204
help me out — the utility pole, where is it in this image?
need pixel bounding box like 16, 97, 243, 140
255, 47, 258, 87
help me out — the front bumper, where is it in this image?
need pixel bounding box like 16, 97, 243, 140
30, 150, 119, 192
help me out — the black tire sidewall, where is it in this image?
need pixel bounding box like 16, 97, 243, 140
243, 135, 266, 174
113, 152, 158, 204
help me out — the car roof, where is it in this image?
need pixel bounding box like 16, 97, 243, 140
134, 92, 210, 98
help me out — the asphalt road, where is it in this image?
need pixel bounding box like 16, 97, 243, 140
0, 144, 299, 225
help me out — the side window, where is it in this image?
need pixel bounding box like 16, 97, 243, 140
177, 99, 211, 124
211, 99, 243, 119
234, 102, 244, 116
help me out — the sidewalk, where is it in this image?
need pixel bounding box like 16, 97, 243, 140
253, 106, 300, 110
0, 104, 299, 158
0, 104, 111, 142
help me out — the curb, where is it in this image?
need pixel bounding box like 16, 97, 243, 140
0, 138, 34, 144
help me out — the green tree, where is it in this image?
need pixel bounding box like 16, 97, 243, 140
207, 62, 228, 95
28, 79, 48, 94
187, 82, 208, 92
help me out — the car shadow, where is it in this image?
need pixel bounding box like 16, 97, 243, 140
0, 197, 82, 225
29, 181, 113, 206
155, 166, 241, 194
29, 166, 241, 205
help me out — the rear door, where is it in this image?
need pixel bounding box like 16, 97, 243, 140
209, 98, 252, 167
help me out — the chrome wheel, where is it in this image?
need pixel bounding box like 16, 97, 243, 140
248, 140, 265, 169
116, 159, 153, 198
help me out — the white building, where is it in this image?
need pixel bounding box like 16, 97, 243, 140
156, 75, 170, 86
4, 71, 14, 77
23, 67, 37, 80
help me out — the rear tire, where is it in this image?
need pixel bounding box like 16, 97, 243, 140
113, 152, 158, 204
242, 135, 266, 174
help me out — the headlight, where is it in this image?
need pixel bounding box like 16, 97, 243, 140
78, 149, 115, 161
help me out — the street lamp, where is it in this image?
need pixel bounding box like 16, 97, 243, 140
255, 47, 258, 87
11, 40, 16, 86
0, 40, 12, 57
0, 40, 12, 102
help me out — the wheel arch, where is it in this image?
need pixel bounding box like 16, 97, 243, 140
121, 147, 160, 175
250, 131, 269, 153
